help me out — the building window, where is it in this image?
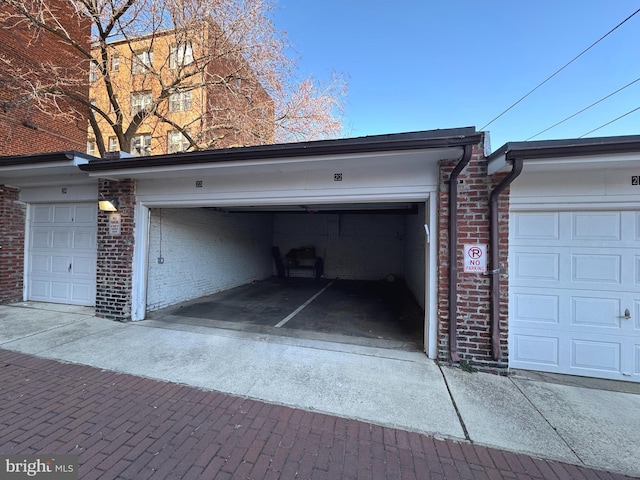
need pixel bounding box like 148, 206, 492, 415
132, 50, 153, 74
131, 91, 152, 115
108, 137, 118, 152
87, 140, 96, 156
89, 62, 98, 82
170, 42, 194, 69
167, 131, 190, 153
131, 134, 152, 156
169, 90, 192, 112
111, 55, 120, 71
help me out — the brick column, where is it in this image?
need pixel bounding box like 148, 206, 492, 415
437, 144, 509, 371
0, 185, 26, 304
96, 179, 136, 320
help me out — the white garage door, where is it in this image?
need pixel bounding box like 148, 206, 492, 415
509, 210, 640, 382
27, 204, 97, 306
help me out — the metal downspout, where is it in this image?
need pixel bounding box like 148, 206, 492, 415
448, 144, 473, 362
489, 158, 523, 360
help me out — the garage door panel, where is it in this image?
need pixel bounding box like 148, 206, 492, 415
53, 205, 74, 223
52, 231, 73, 248
30, 255, 50, 274
513, 212, 559, 240
50, 282, 70, 301
572, 254, 620, 284
74, 205, 98, 224
513, 293, 559, 324
572, 296, 621, 328
512, 333, 559, 366
71, 256, 95, 276
572, 212, 621, 240
513, 251, 559, 282
74, 232, 95, 249
31, 231, 51, 249
571, 339, 620, 372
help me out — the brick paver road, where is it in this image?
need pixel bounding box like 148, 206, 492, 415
0, 349, 633, 479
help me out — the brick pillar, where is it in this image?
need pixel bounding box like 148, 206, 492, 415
0, 185, 26, 304
96, 179, 136, 320
437, 144, 509, 371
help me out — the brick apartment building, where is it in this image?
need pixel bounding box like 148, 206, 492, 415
88, 25, 274, 156
0, 1, 90, 155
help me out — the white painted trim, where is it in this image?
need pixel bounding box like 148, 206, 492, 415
22, 204, 32, 302
131, 202, 150, 321
511, 196, 640, 211
426, 192, 438, 359
135, 188, 436, 208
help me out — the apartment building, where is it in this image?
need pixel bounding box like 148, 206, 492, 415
88, 25, 274, 157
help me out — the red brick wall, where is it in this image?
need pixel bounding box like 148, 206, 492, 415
437, 144, 510, 370
0, 185, 25, 304
96, 179, 136, 320
0, 1, 90, 155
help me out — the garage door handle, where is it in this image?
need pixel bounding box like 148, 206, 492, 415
68, 263, 72, 273
620, 308, 631, 320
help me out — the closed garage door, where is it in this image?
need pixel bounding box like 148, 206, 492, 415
27, 203, 97, 306
509, 210, 640, 382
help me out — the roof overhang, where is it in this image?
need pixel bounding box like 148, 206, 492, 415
0, 151, 98, 188
79, 128, 484, 180
488, 135, 640, 174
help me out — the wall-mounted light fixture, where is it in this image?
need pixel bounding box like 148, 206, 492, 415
98, 197, 119, 212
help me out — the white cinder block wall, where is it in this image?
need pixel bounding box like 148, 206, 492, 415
273, 213, 406, 281
146, 208, 273, 311
403, 204, 426, 310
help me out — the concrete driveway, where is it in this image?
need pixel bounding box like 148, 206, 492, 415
1, 302, 638, 478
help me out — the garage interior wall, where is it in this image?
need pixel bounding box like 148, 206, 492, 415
146, 208, 274, 311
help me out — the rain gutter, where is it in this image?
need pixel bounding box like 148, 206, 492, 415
448, 143, 473, 362
488, 158, 523, 360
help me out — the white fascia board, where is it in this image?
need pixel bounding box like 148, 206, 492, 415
487, 154, 507, 175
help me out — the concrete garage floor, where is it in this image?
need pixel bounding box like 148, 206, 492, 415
147, 277, 425, 352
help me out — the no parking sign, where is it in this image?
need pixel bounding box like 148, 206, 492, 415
464, 244, 486, 273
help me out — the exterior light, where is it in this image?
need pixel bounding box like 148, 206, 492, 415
98, 198, 119, 211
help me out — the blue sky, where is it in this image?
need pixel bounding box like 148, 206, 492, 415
273, 1, 640, 151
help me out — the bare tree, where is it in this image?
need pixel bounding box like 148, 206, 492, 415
0, 0, 347, 156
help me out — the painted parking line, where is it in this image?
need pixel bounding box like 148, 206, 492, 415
274, 280, 335, 328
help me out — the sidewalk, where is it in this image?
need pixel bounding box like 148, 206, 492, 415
0, 303, 638, 478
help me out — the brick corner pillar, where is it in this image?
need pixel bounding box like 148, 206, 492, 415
96, 179, 136, 321
0, 185, 26, 304
437, 143, 508, 372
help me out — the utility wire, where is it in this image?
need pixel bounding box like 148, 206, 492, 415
480, 7, 640, 131
579, 105, 640, 138
526, 75, 640, 140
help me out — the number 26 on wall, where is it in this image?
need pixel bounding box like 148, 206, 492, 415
632, 176, 640, 186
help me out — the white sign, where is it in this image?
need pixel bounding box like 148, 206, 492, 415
464, 244, 486, 273
108, 213, 122, 236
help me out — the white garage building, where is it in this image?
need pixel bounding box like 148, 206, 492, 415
488, 137, 640, 382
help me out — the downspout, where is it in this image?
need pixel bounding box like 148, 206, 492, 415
448, 143, 473, 362
488, 158, 523, 360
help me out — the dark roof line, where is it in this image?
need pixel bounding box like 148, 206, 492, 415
489, 134, 640, 161
0, 151, 95, 167
78, 128, 483, 172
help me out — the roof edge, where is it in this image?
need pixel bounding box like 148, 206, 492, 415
488, 134, 640, 162
79, 128, 483, 172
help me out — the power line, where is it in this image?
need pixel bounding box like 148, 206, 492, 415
579, 105, 640, 138
526, 75, 640, 140
479, 7, 640, 131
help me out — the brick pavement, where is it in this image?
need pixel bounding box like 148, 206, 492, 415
0, 348, 634, 480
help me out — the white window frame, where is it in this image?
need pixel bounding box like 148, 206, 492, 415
108, 137, 118, 152
132, 50, 153, 74
169, 90, 192, 112
170, 42, 194, 69
131, 134, 152, 156
131, 92, 152, 115
167, 130, 191, 153
87, 140, 96, 156
89, 62, 98, 82
111, 56, 120, 71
